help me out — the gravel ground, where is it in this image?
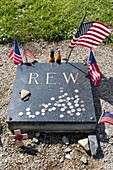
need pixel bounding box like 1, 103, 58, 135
0, 39, 113, 170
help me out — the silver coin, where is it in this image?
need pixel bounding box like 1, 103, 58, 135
44, 104, 48, 108
71, 109, 75, 112
26, 111, 31, 115
51, 97, 55, 101
66, 97, 71, 101
59, 114, 64, 118
82, 108, 86, 112
60, 108, 65, 112
64, 93, 68, 96
74, 89, 79, 93
48, 108, 52, 112
80, 100, 84, 103
75, 95, 79, 98
52, 107, 56, 111
60, 90, 64, 92
57, 103, 61, 107
28, 115, 32, 118
35, 111, 40, 115
77, 108, 82, 112
76, 112, 81, 116
31, 115, 35, 118
74, 100, 78, 103
18, 112, 24, 116
69, 105, 74, 109
67, 110, 71, 114
59, 99, 64, 103
26, 108, 30, 112
74, 103, 79, 107
67, 102, 72, 106
62, 103, 65, 107
41, 109, 45, 112
41, 112, 45, 116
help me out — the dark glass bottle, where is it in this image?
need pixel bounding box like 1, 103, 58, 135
55, 49, 61, 64
48, 49, 55, 63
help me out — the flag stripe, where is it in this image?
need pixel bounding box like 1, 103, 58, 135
99, 111, 113, 125
88, 50, 102, 86
69, 21, 111, 49
8, 39, 23, 64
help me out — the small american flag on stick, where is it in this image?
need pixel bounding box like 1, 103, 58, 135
69, 21, 111, 49
8, 39, 23, 65
88, 50, 102, 86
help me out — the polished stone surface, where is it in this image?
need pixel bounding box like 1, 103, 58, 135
7, 62, 97, 132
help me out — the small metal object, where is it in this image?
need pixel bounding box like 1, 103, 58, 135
76, 112, 81, 116
51, 97, 55, 101
18, 112, 24, 117
26, 112, 31, 115
60, 114, 64, 118
74, 89, 79, 93
35, 111, 40, 115
26, 108, 30, 112
77, 108, 82, 112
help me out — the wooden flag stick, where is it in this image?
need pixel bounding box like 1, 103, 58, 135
66, 13, 86, 63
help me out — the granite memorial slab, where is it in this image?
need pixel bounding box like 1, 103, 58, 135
7, 62, 97, 132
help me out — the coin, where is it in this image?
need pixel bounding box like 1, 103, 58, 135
74, 103, 79, 107
60, 108, 65, 112
35, 111, 40, 115
77, 108, 82, 112
18, 112, 24, 117
76, 112, 81, 116
26, 111, 31, 115
74, 89, 79, 93
59, 114, 64, 118
51, 97, 55, 101
26, 108, 30, 112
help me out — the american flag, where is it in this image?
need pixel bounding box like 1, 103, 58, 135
23, 46, 36, 58
8, 39, 23, 65
69, 21, 111, 49
98, 111, 113, 125
88, 50, 102, 86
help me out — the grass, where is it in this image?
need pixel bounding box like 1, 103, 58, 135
0, 0, 113, 44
